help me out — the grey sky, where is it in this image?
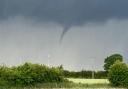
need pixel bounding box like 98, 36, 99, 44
0, 0, 128, 70
1, 0, 128, 24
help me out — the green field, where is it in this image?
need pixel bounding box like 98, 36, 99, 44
67, 78, 109, 84
1, 78, 126, 89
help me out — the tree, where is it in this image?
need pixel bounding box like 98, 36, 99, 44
104, 54, 123, 71
108, 61, 128, 87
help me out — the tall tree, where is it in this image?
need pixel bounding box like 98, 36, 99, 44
104, 54, 123, 71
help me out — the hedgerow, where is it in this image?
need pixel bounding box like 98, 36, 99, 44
0, 63, 65, 87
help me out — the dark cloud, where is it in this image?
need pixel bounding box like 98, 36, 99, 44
1, 0, 128, 41
1, 0, 128, 23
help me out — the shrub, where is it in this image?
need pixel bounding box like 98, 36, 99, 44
108, 61, 128, 87
0, 63, 65, 87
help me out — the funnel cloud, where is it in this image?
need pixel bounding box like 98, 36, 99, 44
60, 25, 71, 43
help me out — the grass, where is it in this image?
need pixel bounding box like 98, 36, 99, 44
67, 78, 109, 84
0, 78, 126, 89
0, 82, 112, 89
2, 83, 125, 89
66, 78, 126, 88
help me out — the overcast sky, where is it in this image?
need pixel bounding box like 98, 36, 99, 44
0, 0, 128, 70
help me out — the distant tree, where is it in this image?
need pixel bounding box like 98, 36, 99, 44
59, 65, 63, 70
104, 54, 123, 71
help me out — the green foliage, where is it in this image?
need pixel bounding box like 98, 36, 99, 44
104, 54, 123, 71
0, 63, 65, 87
94, 71, 107, 79
63, 70, 107, 79
108, 61, 128, 87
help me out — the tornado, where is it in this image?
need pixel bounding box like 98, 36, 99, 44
59, 25, 71, 44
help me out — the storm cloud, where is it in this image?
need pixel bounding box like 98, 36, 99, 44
1, 0, 128, 22
1, 0, 128, 40
0, 0, 128, 70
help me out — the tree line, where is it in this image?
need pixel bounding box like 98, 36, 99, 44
63, 70, 107, 79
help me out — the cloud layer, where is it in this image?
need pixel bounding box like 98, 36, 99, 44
1, 0, 128, 40
0, 0, 128, 70
1, 0, 128, 24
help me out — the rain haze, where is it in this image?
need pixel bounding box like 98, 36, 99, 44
0, 0, 128, 70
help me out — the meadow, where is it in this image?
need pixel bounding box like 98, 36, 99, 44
67, 78, 109, 84
3, 78, 124, 89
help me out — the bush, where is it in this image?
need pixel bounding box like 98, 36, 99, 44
0, 63, 65, 87
108, 61, 128, 87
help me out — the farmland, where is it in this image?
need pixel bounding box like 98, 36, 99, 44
67, 78, 109, 84
4, 78, 124, 89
